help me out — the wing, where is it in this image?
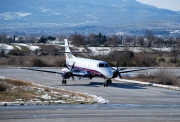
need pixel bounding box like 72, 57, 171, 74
21, 68, 63, 74
21, 68, 89, 77
118, 67, 153, 73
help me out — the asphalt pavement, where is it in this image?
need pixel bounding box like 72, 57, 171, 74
0, 68, 180, 122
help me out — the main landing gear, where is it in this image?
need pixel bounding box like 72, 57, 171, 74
62, 79, 67, 84
104, 79, 112, 87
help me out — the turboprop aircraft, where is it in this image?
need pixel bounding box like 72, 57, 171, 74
23, 39, 152, 87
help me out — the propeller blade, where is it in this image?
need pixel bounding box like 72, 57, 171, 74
70, 62, 75, 71
116, 61, 119, 69
64, 63, 70, 70
119, 73, 122, 78
72, 75, 75, 81
111, 67, 116, 70
119, 68, 126, 71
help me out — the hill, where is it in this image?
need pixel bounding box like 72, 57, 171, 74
0, 0, 180, 35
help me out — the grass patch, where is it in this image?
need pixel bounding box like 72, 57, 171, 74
5, 79, 33, 86
0, 78, 97, 105
0, 79, 35, 102
17, 45, 30, 52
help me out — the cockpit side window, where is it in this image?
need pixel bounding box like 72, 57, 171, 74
105, 63, 109, 67
98, 63, 109, 68
99, 63, 104, 67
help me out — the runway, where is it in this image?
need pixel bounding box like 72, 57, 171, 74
0, 68, 180, 122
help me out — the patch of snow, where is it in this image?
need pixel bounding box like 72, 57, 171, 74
15, 46, 21, 50
0, 75, 6, 79
28, 46, 40, 51
41, 94, 51, 100
115, 78, 180, 91
0, 43, 14, 54
92, 95, 109, 104
152, 47, 172, 52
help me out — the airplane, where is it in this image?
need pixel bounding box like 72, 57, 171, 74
23, 39, 152, 87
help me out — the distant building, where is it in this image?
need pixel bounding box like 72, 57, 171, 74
47, 38, 64, 45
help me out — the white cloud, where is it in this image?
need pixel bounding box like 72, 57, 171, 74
15, 12, 32, 17
136, 0, 180, 11
0, 12, 32, 20
40, 8, 51, 12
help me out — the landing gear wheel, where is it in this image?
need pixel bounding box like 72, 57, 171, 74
108, 79, 112, 84
104, 80, 109, 87
62, 79, 67, 84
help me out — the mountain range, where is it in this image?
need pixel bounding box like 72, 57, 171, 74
0, 0, 180, 36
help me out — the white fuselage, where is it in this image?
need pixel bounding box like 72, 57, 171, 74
67, 57, 113, 79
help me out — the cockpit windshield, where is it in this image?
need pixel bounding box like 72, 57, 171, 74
98, 63, 109, 68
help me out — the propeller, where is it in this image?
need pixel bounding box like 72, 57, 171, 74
66, 62, 75, 80
111, 61, 126, 78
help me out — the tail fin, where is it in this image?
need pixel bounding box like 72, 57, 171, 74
64, 39, 74, 65
64, 39, 71, 53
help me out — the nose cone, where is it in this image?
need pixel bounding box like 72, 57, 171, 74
103, 68, 113, 78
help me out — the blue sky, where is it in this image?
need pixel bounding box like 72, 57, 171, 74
136, 0, 180, 11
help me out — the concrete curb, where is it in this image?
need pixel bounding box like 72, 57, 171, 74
115, 78, 180, 91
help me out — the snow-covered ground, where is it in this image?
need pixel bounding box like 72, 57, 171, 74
0, 43, 173, 55
0, 43, 40, 53
0, 43, 174, 55
13, 43, 40, 51
0, 43, 14, 54
87, 46, 172, 55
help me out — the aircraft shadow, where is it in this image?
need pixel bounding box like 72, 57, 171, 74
51, 81, 147, 89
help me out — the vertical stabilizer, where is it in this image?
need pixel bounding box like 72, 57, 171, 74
64, 39, 74, 65
64, 39, 71, 53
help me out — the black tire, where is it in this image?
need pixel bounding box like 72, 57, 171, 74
104, 81, 108, 87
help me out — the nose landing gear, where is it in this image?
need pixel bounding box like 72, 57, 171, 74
104, 79, 112, 87
62, 79, 67, 84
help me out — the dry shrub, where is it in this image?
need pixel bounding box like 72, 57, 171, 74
125, 74, 156, 83
135, 74, 156, 82
30, 58, 48, 67
0, 81, 8, 92
156, 69, 179, 86
53, 58, 66, 67
134, 53, 156, 67
9, 50, 25, 56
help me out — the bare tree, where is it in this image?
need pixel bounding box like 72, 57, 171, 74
137, 36, 144, 47
145, 29, 154, 48
108, 34, 121, 46
0, 33, 8, 43
124, 36, 133, 46
170, 44, 180, 63
87, 33, 96, 46
69, 33, 86, 47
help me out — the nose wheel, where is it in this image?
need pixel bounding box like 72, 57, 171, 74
62, 79, 67, 84
104, 79, 112, 87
